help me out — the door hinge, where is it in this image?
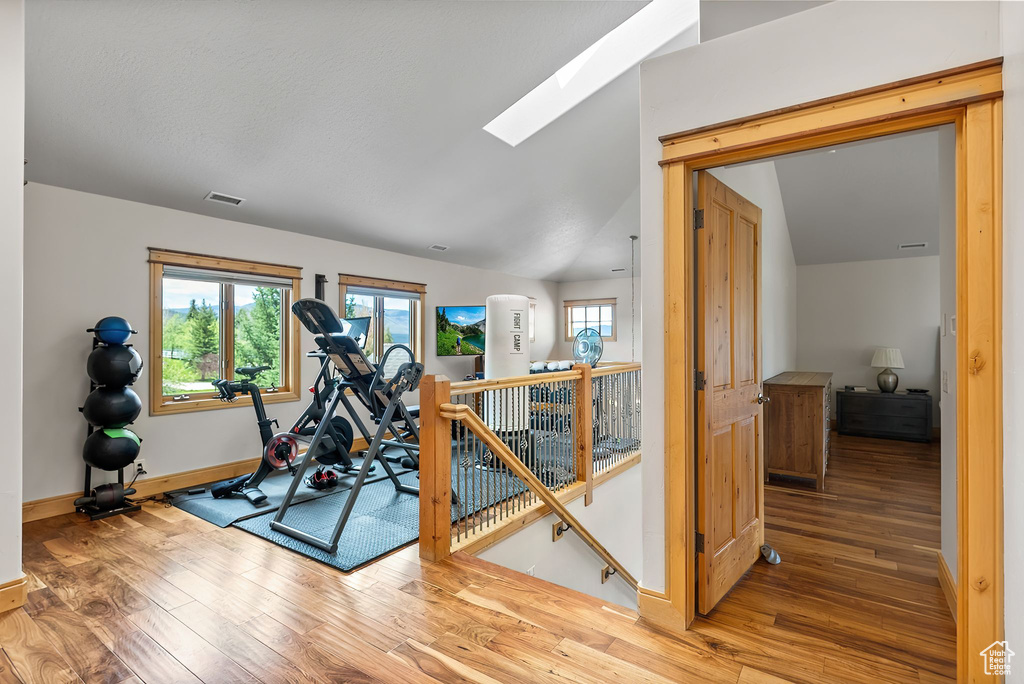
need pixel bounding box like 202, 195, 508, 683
694, 208, 704, 230
695, 532, 705, 554
694, 370, 706, 391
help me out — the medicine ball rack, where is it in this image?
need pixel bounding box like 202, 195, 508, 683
76, 319, 145, 520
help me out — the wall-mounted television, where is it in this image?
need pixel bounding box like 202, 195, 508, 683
436, 306, 486, 356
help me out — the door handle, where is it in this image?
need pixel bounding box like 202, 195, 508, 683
757, 393, 770, 405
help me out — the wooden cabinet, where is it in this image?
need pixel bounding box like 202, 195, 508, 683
763, 372, 833, 491
836, 390, 933, 442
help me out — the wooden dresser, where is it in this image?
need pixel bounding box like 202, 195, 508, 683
763, 371, 833, 491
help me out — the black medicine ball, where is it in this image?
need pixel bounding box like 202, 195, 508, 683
87, 345, 144, 387
82, 387, 141, 428
82, 428, 141, 471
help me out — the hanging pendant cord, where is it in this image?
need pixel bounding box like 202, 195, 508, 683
629, 235, 638, 362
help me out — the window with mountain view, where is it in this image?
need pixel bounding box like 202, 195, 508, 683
150, 249, 301, 414
340, 275, 425, 366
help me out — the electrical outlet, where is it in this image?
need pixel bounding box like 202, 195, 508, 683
135, 460, 147, 476
526, 565, 535, 577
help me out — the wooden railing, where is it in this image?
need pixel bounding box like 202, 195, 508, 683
418, 362, 642, 588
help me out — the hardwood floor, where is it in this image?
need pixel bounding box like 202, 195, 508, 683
3, 433, 953, 683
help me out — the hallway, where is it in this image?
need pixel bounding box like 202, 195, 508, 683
699, 431, 954, 681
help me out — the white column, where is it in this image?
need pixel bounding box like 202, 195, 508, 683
0, 0, 25, 598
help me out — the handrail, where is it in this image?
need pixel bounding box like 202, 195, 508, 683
450, 368, 582, 396
438, 402, 639, 591
591, 361, 642, 377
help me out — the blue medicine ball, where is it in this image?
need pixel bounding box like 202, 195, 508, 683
87, 345, 144, 386
88, 317, 137, 345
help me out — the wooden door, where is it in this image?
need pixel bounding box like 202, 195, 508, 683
696, 170, 764, 614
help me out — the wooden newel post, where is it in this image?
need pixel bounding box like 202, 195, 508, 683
573, 363, 594, 505
419, 374, 452, 562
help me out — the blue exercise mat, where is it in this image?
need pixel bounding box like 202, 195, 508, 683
232, 456, 526, 572
170, 456, 404, 528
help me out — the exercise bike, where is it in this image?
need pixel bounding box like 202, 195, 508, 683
209, 363, 357, 505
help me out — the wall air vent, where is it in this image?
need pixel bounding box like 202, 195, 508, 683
898, 242, 928, 250
428, 244, 449, 252
204, 191, 245, 206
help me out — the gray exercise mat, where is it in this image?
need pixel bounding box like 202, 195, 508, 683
232, 458, 526, 572
171, 456, 405, 527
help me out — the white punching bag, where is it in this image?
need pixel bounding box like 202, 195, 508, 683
483, 294, 530, 432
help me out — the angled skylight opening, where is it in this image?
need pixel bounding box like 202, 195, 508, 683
483, 0, 698, 147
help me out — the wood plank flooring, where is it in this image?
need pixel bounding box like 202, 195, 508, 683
4, 433, 953, 683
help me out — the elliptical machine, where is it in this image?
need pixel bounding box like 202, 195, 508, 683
209, 362, 356, 504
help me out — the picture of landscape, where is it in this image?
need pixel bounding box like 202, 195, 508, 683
436, 306, 485, 356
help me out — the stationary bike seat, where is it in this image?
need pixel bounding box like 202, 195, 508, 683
235, 365, 271, 378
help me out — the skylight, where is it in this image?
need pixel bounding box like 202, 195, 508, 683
483, 0, 698, 147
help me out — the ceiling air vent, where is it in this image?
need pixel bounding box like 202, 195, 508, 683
204, 191, 245, 206
898, 242, 928, 251
428, 244, 449, 252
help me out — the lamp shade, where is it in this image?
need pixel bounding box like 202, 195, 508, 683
871, 347, 905, 369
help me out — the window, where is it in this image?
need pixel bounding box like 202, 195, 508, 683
564, 298, 616, 341
339, 274, 426, 365
149, 249, 301, 415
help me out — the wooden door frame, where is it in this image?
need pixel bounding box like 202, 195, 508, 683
654, 58, 1002, 681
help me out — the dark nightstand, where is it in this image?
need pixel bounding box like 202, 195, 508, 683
835, 390, 933, 442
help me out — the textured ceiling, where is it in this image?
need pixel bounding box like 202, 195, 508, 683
770, 127, 946, 265
26, 0, 694, 282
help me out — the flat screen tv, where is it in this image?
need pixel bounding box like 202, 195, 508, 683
436, 306, 486, 356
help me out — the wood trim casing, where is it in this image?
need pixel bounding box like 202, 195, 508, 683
149, 250, 302, 416
148, 248, 302, 278
659, 60, 1002, 168
563, 299, 618, 342
658, 57, 1003, 144
939, 552, 958, 623
338, 273, 426, 294
22, 456, 260, 522
655, 60, 1002, 680
0, 576, 28, 614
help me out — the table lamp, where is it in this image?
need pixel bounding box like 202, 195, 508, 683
871, 347, 904, 393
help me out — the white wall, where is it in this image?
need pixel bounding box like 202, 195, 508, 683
1000, 0, 1024, 656
706, 162, 797, 380
23, 184, 561, 502
555, 277, 640, 362
1, 0, 24, 587
638, 1, 1001, 593
477, 464, 641, 609
937, 125, 957, 583
796, 256, 941, 420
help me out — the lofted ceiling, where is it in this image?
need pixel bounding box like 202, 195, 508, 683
25, 1, 833, 283
770, 127, 947, 266
26, 0, 697, 283
699, 0, 829, 42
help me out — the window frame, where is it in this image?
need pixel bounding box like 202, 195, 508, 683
148, 248, 302, 416
338, 274, 426, 364
564, 297, 617, 342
